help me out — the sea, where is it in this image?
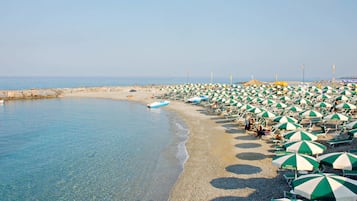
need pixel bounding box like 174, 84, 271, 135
0, 77, 193, 200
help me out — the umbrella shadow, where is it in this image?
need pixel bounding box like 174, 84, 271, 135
225, 128, 244, 134
236, 152, 266, 160
210, 177, 288, 200
225, 164, 262, 175
235, 143, 262, 149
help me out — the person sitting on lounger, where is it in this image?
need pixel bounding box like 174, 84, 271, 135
256, 125, 265, 139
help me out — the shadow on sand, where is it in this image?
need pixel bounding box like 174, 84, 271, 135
236, 152, 266, 160
225, 164, 262, 175
235, 143, 261, 149
210, 177, 288, 201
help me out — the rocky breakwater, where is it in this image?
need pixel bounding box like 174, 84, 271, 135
0, 89, 63, 100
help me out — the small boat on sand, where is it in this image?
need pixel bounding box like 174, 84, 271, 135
147, 100, 170, 108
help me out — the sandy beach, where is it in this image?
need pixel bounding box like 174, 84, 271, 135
64, 86, 289, 200
63, 84, 356, 201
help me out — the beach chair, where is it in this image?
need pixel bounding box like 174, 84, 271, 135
283, 190, 297, 199
311, 126, 330, 138
343, 169, 357, 177
327, 133, 354, 147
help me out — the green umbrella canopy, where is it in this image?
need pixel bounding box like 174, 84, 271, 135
295, 98, 311, 105
283, 140, 326, 155
318, 152, 357, 170
273, 102, 288, 108
314, 102, 332, 108
300, 110, 323, 118
324, 113, 349, 121
274, 122, 303, 131
272, 152, 320, 171
292, 173, 357, 201
316, 94, 331, 100
287, 105, 303, 112
283, 130, 318, 142
257, 111, 276, 118
336, 102, 356, 110
335, 95, 349, 101
273, 116, 298, 123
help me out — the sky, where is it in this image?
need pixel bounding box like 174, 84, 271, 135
0, 0, 356, 81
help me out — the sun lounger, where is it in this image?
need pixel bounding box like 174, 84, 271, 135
327, 134, 354, 147
342, 169, 357, 177
310, 126, 329, 138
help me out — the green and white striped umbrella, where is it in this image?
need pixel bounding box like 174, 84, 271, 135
287, 105, 303, 112
284, 140, 326, 155
314, 102, 332, 108
300, 110, 323, 118
336, 102, 357, 110
335, 95, 349, 101
261, 99, 276, 105
240, 104, 254, 111
295, 98, 311, 105
316, 94, 331, 100
273, 102, 288, 109
324, 113, 349, 121
247, 107, 265, 114
283, 130, 318, 142
318, 152, 357, 170
279, 96, 291, 102
272, 152, 319, 171
274, 122, 303, 130
257, 111, 276, 118
292, 173, 357, 201
346, 120, 357, 129
273, 116, 298, 123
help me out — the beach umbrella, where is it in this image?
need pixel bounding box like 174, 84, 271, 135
283, 140, 326, 155
318, 152, 357, 170
283, 130, 318, 142
300, 110, 323, 118
273, 102, 288, 109
257, 111, 276, 118
292, 173, 357, 201
274, 122, 303, 131
287, 105, 303, 112
324, 113, 349, 121
314, 102, 332, 108
316, 94, 331, 101
247, 107, 264, 114
340, 90, 352, 96
335, 95, 349, 101
240, 104, 254, 111
272, 153, 319, 175
346, 120, 357, 129
273, 116, 298, 123
295, 98, 311, 105
279, 96, 291, 102
261, 99, 276, 105
336, 102, 357, 110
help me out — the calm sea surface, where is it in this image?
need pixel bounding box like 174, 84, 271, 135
0, 98, 188, 200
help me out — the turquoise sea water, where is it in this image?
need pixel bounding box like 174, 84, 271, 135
0, 98, 188, 200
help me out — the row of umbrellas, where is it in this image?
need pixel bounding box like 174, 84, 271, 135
272, 151, 357, 200
162, 82, 357, 200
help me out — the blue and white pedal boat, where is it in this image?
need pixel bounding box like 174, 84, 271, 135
147, 100, 170, 108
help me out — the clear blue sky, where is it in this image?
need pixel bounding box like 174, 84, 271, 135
1, 0, 356, 80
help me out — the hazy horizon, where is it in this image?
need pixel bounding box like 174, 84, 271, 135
1, 1, 356, 80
